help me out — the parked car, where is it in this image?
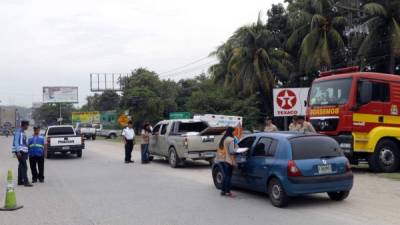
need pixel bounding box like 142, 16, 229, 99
95, 124, 120, 139
149, 119, 226, 168
75, 123, 97, 140
45, 125, 85, 158
211, 132, 353, 207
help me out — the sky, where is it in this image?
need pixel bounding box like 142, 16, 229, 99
0, 0, 282, 107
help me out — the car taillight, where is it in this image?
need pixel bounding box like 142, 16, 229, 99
346, 160, 352, 172
287, 160, 302, 177
183, 137, 188, 148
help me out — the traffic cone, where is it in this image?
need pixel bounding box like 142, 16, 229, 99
0, 170, 23, 211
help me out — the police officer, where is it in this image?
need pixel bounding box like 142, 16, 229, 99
12, 120, 33, 187
264, 116, 279, 132
28, 126, 47, 183
122, 120, 135, 163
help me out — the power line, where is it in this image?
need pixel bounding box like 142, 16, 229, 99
158, 56, 213, 75
159, 60, 218, 78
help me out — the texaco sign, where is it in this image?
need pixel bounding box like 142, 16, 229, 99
273, 88, 309, 117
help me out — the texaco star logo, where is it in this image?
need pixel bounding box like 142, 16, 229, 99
277, 89, 297, 110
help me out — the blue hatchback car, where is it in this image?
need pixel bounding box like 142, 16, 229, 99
212, 132, 353, 207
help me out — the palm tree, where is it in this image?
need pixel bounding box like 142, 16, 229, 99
357, 0, 400, 74
287, 0, 347, 73
210, 15, 293, 114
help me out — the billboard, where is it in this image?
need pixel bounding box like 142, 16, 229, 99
43, 86, 78, 103
72, 111, 100, 124
273, 88, 309, 117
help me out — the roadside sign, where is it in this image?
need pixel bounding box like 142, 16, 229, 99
72, 111, 101, 124
193, 114, 242, 127
169, 112, 191, 120
43, 86, 79, 103
273, 88, 309, 117
118, 114, 129, 126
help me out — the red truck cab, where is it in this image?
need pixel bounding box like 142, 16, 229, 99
307, 67, 400, 172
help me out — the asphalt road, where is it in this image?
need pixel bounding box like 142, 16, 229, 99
0, 136, 399, 225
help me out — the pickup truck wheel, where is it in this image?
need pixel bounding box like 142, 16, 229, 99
168, 148, 180, 168
46, 153, 52, 159
109, 133, 117, 139
327, 191, 350, 201
369, 139, 399, 173
92, 135, 96, 140
268, 178, 289, 208
76, 150, 82, 158
212, 167, 223, 190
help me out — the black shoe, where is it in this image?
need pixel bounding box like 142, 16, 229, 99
24, 183, 33, 187
220, 192, 226, 196
32, 179, 37, 183
125, 161, 129, 164
39, 179, 44, 183
128, 160, 134, 163
17, 182, 23, 186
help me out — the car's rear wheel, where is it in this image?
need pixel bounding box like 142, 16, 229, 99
369, 139, 399, 173
212, 166, 224, 190
109, 133, 117, 139
327, 191, 350, 201
46, 153, 52, 159
268, 178, 289, 208
168, 148, 180, 168
92, 135, 96, 140
76, 150, 82, 158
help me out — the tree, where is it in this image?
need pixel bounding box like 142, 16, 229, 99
357, 0, 400, 73
98, 90, 120, 111
32, 104, 74, 126
287, 0, 347, 74
220, 16, 292, 115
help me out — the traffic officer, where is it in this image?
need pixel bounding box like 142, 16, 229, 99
264, 117, 279, 132
296, 116, 316, 133
12, 120, 33, 187
28, 126, 47, 183
122, 120, 135, 163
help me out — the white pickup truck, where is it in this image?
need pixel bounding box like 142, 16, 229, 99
149, 119, 225, 168
45, 125, 85, 158
75, 123, 97, 140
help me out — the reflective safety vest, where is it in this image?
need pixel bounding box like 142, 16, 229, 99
28, 135, 45, 157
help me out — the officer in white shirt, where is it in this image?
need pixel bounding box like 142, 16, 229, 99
122, 120, 135, 163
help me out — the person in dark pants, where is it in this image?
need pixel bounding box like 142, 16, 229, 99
12, 120, 33, 187
28, 126, 47, 183
122, 120, 135, 163
141, 123, 151, 163
215, 127, 237, 197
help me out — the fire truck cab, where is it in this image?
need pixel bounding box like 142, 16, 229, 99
307, 66, 400, 172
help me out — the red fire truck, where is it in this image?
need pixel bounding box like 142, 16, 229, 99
307, 66, 400, 172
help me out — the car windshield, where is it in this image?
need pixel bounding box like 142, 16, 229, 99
309, 78, 352, 106
48, 127, 75, 135
290, 136, 343, 160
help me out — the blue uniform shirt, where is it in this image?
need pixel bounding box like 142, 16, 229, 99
28, 135, 45, 157
12, 128, 28, 153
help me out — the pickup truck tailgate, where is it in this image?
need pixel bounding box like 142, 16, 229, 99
50, 137, 82, 146
186, 127, 225, 152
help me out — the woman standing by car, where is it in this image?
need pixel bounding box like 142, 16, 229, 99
141, 123, 151, 164
216, 127, 237, 197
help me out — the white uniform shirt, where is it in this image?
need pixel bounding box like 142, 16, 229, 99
122, 127, 135, 140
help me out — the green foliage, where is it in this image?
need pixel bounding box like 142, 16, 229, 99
32, 103, 74, 126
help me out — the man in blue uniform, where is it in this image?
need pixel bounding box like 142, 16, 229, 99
12, 120, 33, 187
28, 126, 47, 183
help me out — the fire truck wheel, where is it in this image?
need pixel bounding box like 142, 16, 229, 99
369, 139, 400, 173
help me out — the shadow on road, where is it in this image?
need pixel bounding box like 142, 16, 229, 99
47, 154, 81, 160
150, 158, 210, 170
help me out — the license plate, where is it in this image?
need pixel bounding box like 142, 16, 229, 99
201, 136, 215, 143
203, 152, 215, 157
62, 146, 70, 150
318, 164, 332, 174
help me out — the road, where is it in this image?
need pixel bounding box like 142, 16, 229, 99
0, 136, 399, 225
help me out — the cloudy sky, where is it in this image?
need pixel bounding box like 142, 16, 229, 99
0, 0, 282, 107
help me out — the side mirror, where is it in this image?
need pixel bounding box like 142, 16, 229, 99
358, 80, 372, 105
